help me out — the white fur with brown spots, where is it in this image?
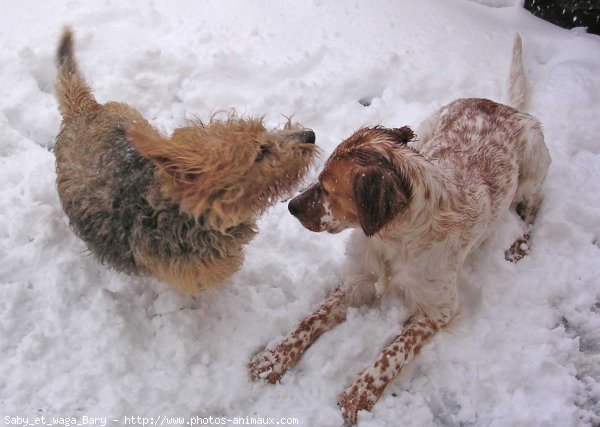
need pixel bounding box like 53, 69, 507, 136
249, 34, 551, 424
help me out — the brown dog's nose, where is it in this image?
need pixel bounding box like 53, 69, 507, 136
299, 130, 315, 144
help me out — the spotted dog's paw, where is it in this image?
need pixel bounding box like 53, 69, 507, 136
337, 381, 376, 425
505, 234, 530, 263
248, 348, 286, 384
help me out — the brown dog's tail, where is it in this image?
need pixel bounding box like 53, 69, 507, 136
55, 27, 99, 120
507, 33, 528, 111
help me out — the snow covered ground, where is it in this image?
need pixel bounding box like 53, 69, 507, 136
1, 0, 599, 426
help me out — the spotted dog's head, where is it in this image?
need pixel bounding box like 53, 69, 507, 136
288, 126, 414, 237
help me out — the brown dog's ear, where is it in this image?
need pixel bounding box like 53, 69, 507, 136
353, 165, 410, 237
389, 126, 415, 145
127, 125, 198, 184
127, 125, 171, 167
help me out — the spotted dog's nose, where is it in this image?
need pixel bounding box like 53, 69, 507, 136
288, 196, 301, 216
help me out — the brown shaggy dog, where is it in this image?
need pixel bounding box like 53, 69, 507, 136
54, 28, 316, 293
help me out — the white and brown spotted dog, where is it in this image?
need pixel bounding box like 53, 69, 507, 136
249, 35, 551, 424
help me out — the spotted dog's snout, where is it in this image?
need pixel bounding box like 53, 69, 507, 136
288, 184, 325, 232
287, 196, 301, 217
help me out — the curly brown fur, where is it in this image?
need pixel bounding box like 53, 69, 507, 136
54, 28, 316, 293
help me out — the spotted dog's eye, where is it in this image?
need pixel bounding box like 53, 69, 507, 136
255, 145, 271, 162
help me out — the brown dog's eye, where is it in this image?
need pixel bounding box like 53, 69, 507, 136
256, 145, 271, 162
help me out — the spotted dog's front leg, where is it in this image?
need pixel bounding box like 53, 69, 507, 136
338, 315, 447, 424
249, 287, 348, 383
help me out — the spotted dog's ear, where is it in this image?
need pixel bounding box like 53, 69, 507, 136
352, 159, 410, 237
389, 126, 415, 145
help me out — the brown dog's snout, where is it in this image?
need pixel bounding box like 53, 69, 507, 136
287, 130, 315, 145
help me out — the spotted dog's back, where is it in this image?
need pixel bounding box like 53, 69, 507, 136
413, 35, 550, 233
414, 98, 547, 231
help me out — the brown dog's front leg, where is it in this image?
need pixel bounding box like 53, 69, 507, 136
338, 315, 445, 424
249, 287, 348, 383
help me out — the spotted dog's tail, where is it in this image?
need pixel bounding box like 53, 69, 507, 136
507, 33, 528, 111
55, 27, 99, 120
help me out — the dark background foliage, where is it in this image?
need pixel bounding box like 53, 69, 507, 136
525, 0, 600, 35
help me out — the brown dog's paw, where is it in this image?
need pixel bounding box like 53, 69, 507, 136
248, 349, 285, 384
505, 234, 530, 263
